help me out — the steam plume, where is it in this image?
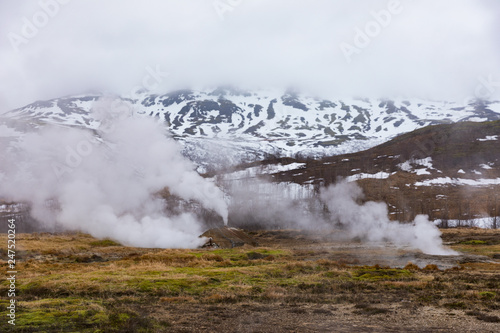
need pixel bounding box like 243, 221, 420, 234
320, 181, 457, 255
0, 98, 228, 248
225, 178, 327, 230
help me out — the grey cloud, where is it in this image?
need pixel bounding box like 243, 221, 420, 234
1, 0, 498, 110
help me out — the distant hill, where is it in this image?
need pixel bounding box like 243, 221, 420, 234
2, 88, 500, 171
2, 89, 500, 228
223, 121, 500, 225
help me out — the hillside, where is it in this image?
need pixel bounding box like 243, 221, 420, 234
233, 121, 500, 225
3, 121, 500, 231
2, 91, 500, 230
2, 88, 500, 171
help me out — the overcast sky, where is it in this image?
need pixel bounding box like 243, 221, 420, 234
1, 0, 499, 111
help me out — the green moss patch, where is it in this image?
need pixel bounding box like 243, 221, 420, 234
460, 240, 488, 245
353, 267, 413, 281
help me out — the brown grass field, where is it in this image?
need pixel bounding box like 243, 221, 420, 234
0, 228, 499, 332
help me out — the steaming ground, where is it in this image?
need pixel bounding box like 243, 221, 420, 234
2, 228, 498, 332
0, 101, 228, 248
320, 182, 458, 256
0, 98, 456, 254
224, 176, 456, 255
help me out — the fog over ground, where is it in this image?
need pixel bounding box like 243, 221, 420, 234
0, 0, 499, 111
0, 100, 229, 247
0, 1, 478, 253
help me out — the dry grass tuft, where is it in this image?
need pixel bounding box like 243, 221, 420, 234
422, 264, 440, 271
404, 262, 421, 271
160, 296, 196, 303
263, 286, 286, 300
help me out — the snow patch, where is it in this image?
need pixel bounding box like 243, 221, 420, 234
398, 161, 412, 171
416, 177, 500, 187
346, 172, 394, 182
477, 135, 498, 141
434, 217, 498, 228
415, 168, 431, 175
398, 157, 434, 175
414, 157, 434, 169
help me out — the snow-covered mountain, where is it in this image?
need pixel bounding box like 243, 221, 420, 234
2, 88, 500, 170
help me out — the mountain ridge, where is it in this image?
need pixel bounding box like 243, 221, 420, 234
2, 88, 500, 171
225, 120, 500, 225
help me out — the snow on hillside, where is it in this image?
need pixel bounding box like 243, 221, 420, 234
222, 163, 306, 181
478, 135, 499, 141
2, 88, 500, 170
415, 177, 500, 187
345, 172, 394, 182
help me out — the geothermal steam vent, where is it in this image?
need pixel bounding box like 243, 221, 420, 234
200, 227, 258, 249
